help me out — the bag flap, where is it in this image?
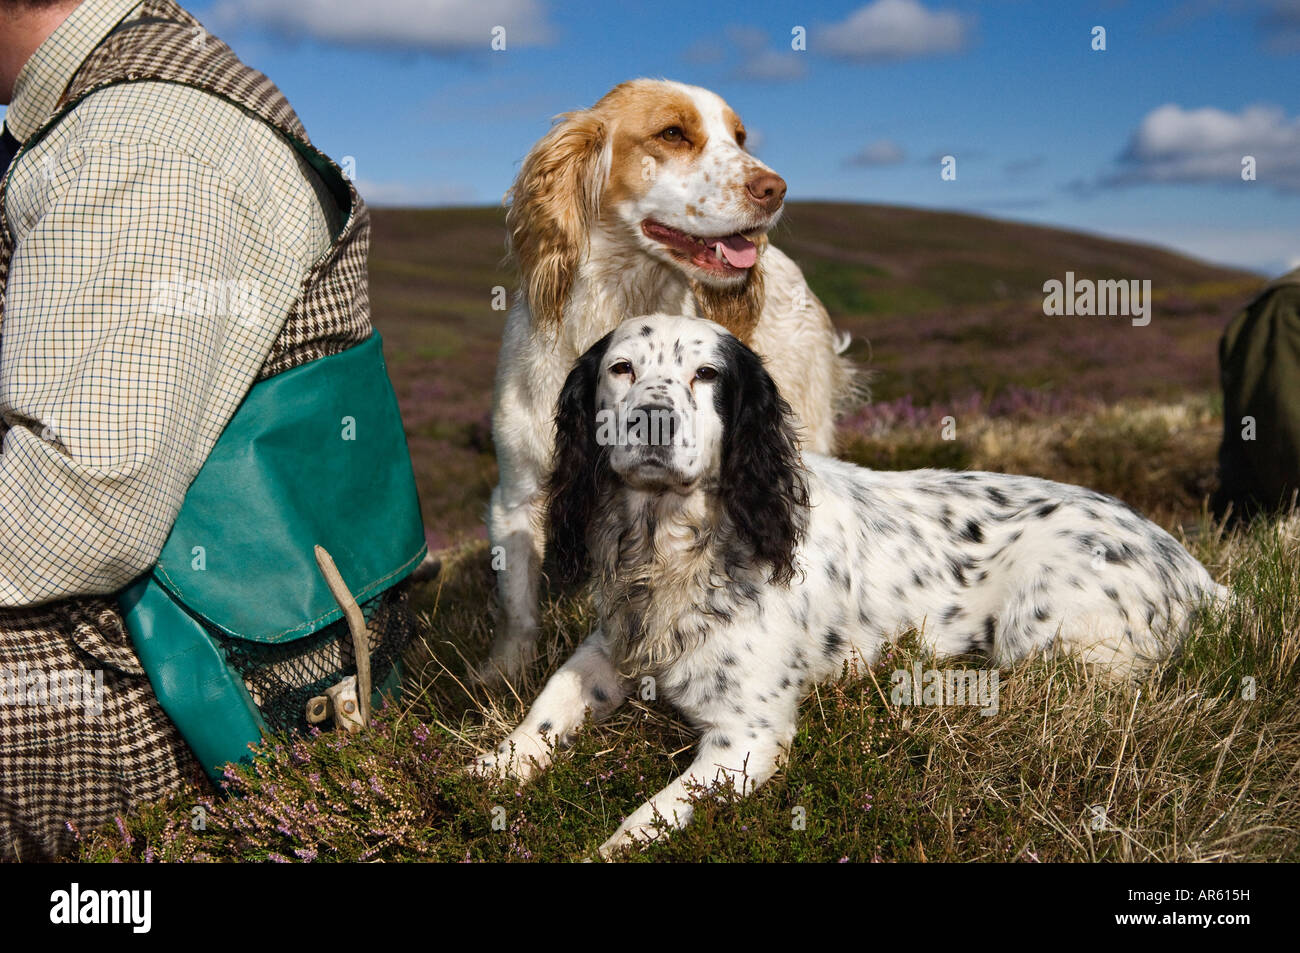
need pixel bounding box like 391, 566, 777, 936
150, 332, 426, 643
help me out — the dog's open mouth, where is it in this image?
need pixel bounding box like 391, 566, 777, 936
641, 220, 760, 276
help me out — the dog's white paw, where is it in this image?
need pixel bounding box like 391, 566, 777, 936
597, 821, 662, 859
466, 751, 508, 780
467, 732, 550, 782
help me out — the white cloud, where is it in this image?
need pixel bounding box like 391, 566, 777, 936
1260, 0, 1300, 54
208, 0, 555, 52
1098, 223, 1297, 278
725, 25, 769, 53
356, 178, 479, 206
1003, 155, 1046, 177
717, 25, 808, 81
681, 38, 726, 65
734, 48, 807, 81
1108, 103, 1300, 193
845, 139, 906, 166
820, 0, 971, 62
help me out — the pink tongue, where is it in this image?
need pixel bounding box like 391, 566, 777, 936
711, 234, 757, 268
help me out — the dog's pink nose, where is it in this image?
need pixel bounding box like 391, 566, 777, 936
745, 172, 787, 213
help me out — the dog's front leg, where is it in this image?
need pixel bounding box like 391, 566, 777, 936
472, 629, 627, 782
484, 483, 546, 682
597, 725, 790, 859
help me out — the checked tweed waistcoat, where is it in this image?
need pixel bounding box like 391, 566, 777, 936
0, 0, 373, 379
0, 0, 380, 859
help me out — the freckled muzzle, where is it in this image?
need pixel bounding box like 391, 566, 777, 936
629, 403, 680, 448
604, 385, 702, 488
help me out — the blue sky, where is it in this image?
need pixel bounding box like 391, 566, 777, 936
15, 0, 1300, 274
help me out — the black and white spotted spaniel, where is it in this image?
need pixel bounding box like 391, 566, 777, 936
473, 313, 1227, 856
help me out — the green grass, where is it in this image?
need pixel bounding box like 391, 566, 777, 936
76, 466, 1300, 862
842, 395, 1221, 524
841, 433, 976, 472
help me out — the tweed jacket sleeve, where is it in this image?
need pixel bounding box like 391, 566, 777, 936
1, 80, 333, 606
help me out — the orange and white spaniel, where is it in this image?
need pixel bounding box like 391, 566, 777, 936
485, 79, 857, 680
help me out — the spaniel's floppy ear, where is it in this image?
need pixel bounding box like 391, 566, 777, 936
547, 331, 616, 586
507, 110, 609, 329
715, 333, 808, 585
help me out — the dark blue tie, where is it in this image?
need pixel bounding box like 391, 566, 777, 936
0, 121, 19, 179
0, 122, 19, 180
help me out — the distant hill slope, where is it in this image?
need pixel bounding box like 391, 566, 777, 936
366, 202, 1265, 545
773, 201, 1257, 314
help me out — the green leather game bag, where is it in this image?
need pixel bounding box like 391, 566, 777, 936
120, 331, 426, 781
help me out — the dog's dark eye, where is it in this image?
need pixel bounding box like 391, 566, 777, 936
610, 360, 634, 377
735, 128, 747, 147
695, 365, 718, 383
658, 126, 685, 143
